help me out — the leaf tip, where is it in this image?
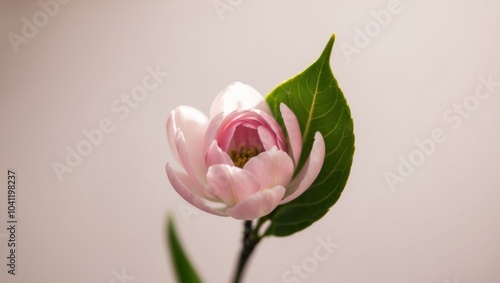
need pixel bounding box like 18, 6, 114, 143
167, 213, 174, 228
318, 33, 336, 65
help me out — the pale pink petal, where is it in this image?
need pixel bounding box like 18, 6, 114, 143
257, 126, 276, 151
227, 186, 286, 220
280, 103, 302, 166
243, 148, 294, 190
175, 131, 208, 188
211, 111, 251, 149
167, 159, 219, 202
207, 111, 259, 152
209, 82, 271, 119
167, 106, 209, 182
203, 112, 223, 149
206, 164, 260, 206
256, 110, 287, 151
166, 112, 180, 163
206, 110, 287, 153
166, 164, 227, 216
280, 131, 325, 205
206, 140, 233, 166
227, 124, 261, 151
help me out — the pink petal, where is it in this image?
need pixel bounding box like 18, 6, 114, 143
256, 110, 287, 151
257, 125, 276, 151
205, 140, 233, 167
208, 111, 250, 152
206, 164, 261, 207
280, 131, 325, 205
166, 112, 180, 162
167, 106, 209, 183
175, 131, 208, 189
209, 82, 271, 119
227, 186, 286, 220
205, 110, 287, 153
166, 164, 227, 216
280, 103, 303, 166
203, 113, 226, 154
243, 148, 294, 190
227, 124, 261, 151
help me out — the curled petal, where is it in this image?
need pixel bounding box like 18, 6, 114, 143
227, 186, 286, 220
256, 110, 287, 151
280, 103, 302, 166
203, 113, 226, 155
167, 106, 209, 183
243, 148, 294, 190
209, 82, 271, 118
175, 131, 207, 188
206, 110, 287, 153
206, 165, 261, 206
206, 140, 233, 167
280, 131, 325, 205
166, 164, 227, 216
257, 125, 277, 151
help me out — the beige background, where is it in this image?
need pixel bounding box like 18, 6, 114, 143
1, 0, 500, 282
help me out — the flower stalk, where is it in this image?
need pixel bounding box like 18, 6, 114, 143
231, 220, 263, 283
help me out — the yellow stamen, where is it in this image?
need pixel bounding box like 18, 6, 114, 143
230, 146, 260, 168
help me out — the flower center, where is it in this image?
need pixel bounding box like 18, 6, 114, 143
230, 146, 260, 168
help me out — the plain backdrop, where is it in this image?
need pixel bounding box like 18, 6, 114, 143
1, 0, 500, 282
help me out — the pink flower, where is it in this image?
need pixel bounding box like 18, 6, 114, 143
166, 82, 325, 220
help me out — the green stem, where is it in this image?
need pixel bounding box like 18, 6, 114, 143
231, 220, 262, 283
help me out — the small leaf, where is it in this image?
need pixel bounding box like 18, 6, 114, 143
265, 34, 355, 237
167, 216, 203, 283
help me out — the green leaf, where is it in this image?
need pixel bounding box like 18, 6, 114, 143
264, 34, 355, 237
167, 217, 203, 283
